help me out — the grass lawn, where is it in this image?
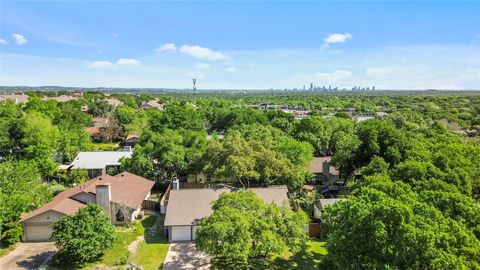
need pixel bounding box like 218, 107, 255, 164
0, 242, 16, 258
51, 215, 161, 269
132, 228, 169, 270
92, 142, 120, 151
91, 216, 159, 268
211, 239, 327, 270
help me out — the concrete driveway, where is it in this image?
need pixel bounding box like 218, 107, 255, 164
163, 242, 211, 270
0, 242, 56, 270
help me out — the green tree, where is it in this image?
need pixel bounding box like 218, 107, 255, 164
88, 100, 113, 117
322, 178, 480, 269
293, 116, 332, 155
150, 105, 204, 132
51, 204, 116, 264
197, 136, 306, 188
196, 191, 308, 264
359, 156, 389, 177
21, 113, 61, 175
121, 129, 207, 183
0, 160, 51, 244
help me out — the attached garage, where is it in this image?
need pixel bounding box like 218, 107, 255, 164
170, 226, 193, 242
192, 226, 199, 240
21, 210, 65, 242
164, 186, 290, 243
24, 223, 54, 242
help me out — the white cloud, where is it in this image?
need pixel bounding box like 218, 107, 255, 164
12, 34, 28, 45
314, 69, 352, 81
179, 45, 227, 61
89, 58, 140, 69
225, 66, 237, 73
365, 67, 394, 78
322, 33, 352, 48
117, 58, 140, 66
0, 38, 7, 45
156, 43, 177, 53
89, 61, 115, 69
196, 63, 210, 69
112, 33, 119, 37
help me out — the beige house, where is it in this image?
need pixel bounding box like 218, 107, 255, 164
20, 172, 154, 242
307, 156, 340, 183
164, 185, 290, 242
140, 99, 164, 110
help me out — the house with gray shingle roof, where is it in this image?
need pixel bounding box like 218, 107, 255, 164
164, 184, 290, 242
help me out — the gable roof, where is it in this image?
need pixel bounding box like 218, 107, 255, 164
141, 99, 164, 109
0, 94, 29, 104
69, 151, 132, 169
47, 95, 78, 102
307, 156, 339, 175
21, 172, 154, 222
164, 186, 289, 226
105, 98, 123, 107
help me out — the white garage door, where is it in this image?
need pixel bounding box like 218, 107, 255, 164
171, 226, 192, 241
25, 223, 53, 242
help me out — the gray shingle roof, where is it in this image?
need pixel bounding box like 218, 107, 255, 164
69, 151, 132, 169
164, 186, 289, 226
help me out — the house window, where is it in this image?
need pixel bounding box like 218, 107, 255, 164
116, 209, 125, 222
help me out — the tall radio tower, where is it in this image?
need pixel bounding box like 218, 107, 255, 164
192, 78, 197, 105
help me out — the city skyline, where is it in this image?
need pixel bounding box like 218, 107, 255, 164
0, 1, 479, 90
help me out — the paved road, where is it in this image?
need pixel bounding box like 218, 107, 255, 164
0, 242, 56, 270
163, 242, 211, 270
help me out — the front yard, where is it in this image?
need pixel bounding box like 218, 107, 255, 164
210, 240, 327, 270
51, 215, 169, 270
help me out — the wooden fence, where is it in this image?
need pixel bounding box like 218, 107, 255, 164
142, 200, 158, 212
309, 223, 321, 238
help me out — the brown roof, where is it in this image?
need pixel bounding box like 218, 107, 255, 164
48, 95, 78, 102
93, 117, 109, 128
0, 94, 29, 104
307, 156, 339, 175
141, 99, 164, 110
105, 98, 123, 107
125, 134, 140, 141
86, 127, 101, 136
21, 172, 154, 222
164, 186, 289, 226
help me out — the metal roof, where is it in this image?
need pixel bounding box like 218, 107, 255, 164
69, 151, 132, 169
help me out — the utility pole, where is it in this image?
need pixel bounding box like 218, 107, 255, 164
193, 78, 197, 105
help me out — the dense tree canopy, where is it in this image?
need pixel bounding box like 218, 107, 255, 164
196, 191, 308, 264
0, 160, 51, 243
322, 178, 480, 269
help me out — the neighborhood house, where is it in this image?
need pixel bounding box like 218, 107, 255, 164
66, 150, 133, 178
20, 172, 154, 242
163, 184, 290, 242
307, 156, 340, 183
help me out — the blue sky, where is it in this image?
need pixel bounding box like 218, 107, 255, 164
0, 1, 479, 89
